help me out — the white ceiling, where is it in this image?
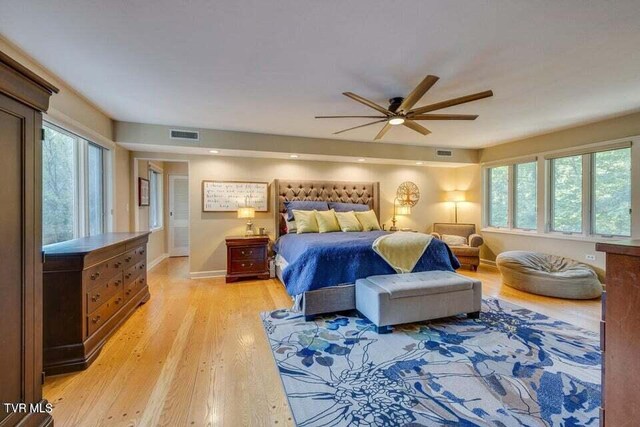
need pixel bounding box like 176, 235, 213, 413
2, 0, 640, 148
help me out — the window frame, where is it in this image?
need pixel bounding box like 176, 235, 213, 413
513, 161, 538, 231
42, 121, 112, 245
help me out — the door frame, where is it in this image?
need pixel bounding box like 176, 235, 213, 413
168, 174, 189, 257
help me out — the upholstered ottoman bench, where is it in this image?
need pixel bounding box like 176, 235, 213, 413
355, 271, 482, 333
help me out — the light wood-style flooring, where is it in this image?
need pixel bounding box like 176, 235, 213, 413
44, 257, 601, 426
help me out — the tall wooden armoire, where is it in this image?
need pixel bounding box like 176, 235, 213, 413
0, 50, 58, 427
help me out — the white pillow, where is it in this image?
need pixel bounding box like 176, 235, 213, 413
442, 234, 467, 246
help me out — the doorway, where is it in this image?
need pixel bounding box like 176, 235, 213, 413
169, 174, 189, 256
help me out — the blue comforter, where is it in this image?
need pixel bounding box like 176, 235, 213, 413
273, 231, 460, 296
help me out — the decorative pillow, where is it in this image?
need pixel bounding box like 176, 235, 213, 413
329, 202, 370, 212
281, 213, 297, 233
315, 209, 340, 233
285, 201, 329, 221
354, 210, 381, 231
293, 209, 319, 233
335, 211, 363, 232
442, 234, 468, 246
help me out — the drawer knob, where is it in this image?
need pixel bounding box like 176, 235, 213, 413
114, 262, 122, 268
90, 272, 101, 280
125, 256, 133, 262
140, 249, 145, 255
92, 315, 102, 323
241, 263, 253, 267
91, 293, 101, 302
115, 279, 122, 286
140, 264, 145, 270
116, 298, 123, 304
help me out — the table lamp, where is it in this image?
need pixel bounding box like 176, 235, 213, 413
445, 190, 466, 223
390, 198, 411, 231
237, 206, 256, 236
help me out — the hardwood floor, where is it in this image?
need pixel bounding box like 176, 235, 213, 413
44, 258, 601, 426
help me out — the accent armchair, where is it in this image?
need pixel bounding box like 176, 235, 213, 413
431, 223, 484, 271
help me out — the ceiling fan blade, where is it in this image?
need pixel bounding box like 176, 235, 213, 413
343, 92, 392, 115
315, 115, 387, 119
403, 120, 431, 136
408, 114, 479, 120
397, 75, 439, 113
374, 123, 392, 140
408, 90, 493, 115
333, 119, 388, 135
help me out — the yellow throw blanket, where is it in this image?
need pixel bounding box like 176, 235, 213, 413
372, 232, 434, 274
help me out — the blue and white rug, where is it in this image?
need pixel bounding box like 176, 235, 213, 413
261, 298, 601, 427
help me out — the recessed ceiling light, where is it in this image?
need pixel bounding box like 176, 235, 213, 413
209, 149, 219, 154
416, 161, 424, 165
289, 154, 299, 158
357, 158, 366, 162
388, 117, 405, 126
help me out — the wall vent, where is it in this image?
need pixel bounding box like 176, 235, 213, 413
170, 129, 200, 141
435, 148, 453, 157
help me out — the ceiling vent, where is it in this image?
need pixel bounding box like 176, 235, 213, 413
436, 148, 453, 157
170, 129, 199, 141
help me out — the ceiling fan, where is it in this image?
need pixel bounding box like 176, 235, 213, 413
316, 75, 493, 140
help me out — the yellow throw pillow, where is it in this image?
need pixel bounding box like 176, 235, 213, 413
315, 209, 340, 233
355, 210, 381, 231
335, 211, 363, 232
293, 209, 319, 233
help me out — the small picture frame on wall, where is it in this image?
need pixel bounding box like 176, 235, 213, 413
138, 177, 150, 206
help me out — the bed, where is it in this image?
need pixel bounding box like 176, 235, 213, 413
272, 179, 460, 319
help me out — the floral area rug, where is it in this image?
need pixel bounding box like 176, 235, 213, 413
261, 298, 601, 427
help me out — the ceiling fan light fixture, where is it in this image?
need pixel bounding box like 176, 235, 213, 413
388, 116, 405, 126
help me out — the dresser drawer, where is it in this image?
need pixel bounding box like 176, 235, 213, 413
230, 246, 265, 261
84, 260, 119, 290
87, 272, 124, 314
86, 291, 124, 336
125, 274, 147, 301
124, 260, 146, 285
229, 259, 266, 274
121, 249, 137, 268
134, 245, 147, 263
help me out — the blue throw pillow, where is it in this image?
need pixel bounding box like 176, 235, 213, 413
284, 200, 329, 221
328, 202, 370, 212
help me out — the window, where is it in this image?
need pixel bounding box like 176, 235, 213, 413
149, 169, 163, 230
550, 155, 583, 233
593, 148, 631, 236
548, 147, 631, 237
42, 123, 109, 245
486, 162, 537, 229
87, 143, 105, 236
514, 162, 537, 230
42, 126, 77, 245
488, 166, 509, 227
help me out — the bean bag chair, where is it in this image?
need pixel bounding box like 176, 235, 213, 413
496, 251, 603, 299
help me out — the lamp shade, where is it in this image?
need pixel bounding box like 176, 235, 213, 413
396, 205, 411, 215
237, 207, 255, 219
445, 190, 466, 203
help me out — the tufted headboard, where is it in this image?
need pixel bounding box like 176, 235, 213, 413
273, 179, 380, 238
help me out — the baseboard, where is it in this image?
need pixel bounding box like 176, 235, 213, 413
148, 253, 169, 271
480, 258, 497, 267
189, 269, 227, 279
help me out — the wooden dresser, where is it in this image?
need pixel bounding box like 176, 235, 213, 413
0, 51, 57, 426
595, 240, 640, 427
43, 232, 151, 375
225, 235, 270, 282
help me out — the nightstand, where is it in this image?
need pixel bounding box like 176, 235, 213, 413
225, 236, 270, 283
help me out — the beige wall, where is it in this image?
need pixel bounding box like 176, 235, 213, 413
114, 145, 131, 232
116, 121, 479, 165
475, 112, 640, 269
1, 36, 113, 142
130, 151, 464, 275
